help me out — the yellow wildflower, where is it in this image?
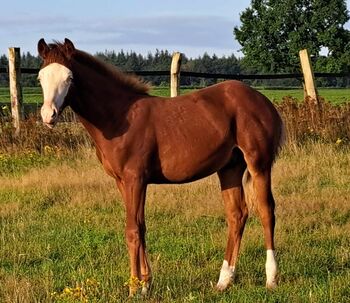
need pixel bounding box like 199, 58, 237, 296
124, 276, 145, 288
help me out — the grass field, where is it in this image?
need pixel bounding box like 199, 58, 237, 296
0, 142, 349, 302
1, 86, 350, 106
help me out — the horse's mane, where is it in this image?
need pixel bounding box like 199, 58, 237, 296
46, 41, 150, 95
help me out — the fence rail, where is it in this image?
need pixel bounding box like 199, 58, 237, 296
1, 67, 349, 80
1, 47, 350, 133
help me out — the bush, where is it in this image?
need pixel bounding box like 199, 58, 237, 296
277, 97, 350, 145
0, 98, 349, 155
0, 114, 92, 154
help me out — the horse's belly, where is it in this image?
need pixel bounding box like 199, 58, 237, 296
158, 139, 234, 183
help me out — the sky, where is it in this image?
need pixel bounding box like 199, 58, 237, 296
1, 0, 350, 59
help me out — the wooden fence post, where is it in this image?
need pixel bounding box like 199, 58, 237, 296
8, 47, 23, 134
299, 49, 318, 105
299, 49, 321, 129
170, 52, 182, 97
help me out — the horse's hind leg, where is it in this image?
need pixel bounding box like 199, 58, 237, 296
246, 164, 278, 289
216, 149, 248, 291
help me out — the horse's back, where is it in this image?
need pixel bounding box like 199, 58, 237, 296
164, 80, 282, 145
194, 80, 277, 114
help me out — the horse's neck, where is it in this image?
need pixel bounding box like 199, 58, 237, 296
70, 62, 136, 130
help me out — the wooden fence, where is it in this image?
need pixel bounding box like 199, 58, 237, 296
1, 47, 349, 133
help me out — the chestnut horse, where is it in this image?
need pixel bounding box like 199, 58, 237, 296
37, 38, 284, 296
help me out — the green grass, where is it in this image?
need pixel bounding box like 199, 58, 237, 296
0, 87, 43, 104
1, 86, 350, 106
0, 143, 349, 302
259, 88, 350, 105
317, 88, 350, 104
151, 87, 350, 104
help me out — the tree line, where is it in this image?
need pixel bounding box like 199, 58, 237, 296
0, 50, 243, 87
0, 49, 348, 88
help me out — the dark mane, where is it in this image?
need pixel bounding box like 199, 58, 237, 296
73, 50, 150, 95
45, 41, 150, 95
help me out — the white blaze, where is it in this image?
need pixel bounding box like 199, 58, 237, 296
38, 63, 73, 126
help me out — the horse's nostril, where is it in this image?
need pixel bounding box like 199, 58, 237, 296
51, 110, 57, 118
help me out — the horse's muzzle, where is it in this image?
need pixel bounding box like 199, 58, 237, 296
41, 104, 58, 128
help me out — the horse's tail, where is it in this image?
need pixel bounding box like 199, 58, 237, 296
242, 169, 256, 211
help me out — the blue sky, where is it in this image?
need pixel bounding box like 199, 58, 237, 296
1, 0, 349, 58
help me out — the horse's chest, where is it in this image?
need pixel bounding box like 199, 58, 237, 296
97, 152, 116, 178
95, 145, 123, 178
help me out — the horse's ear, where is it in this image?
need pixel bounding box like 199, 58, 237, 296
38, 38, 49, 59
64, 38, 75, 57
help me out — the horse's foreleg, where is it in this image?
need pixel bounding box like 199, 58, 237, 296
216, 160, 248, 291
120, 177, 150, 296
251, 169, 278, 289
138, 209, 152, 295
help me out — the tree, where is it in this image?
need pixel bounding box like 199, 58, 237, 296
0, 55, 8, 86
0, 49, 242, 87
234, 0, 350, 73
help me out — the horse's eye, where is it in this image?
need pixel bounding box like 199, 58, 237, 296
65, 77, 73, 84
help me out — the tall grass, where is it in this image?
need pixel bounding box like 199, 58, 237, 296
0, 115, 90, 154
277, 97, 350, 144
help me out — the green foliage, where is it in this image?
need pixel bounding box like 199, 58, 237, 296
1, 49, 243, 87
0, 55, 9, 87
96, 50, 242, 86
0, 52, 42, 87
234, 0, 350, 73
0, 46, 349, 88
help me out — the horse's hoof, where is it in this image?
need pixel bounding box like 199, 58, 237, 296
141, 285, 149, 296
141, 281, 151, 296
266, 279, 278, 290
128, 286, 138, 297
215, 282, 230, 292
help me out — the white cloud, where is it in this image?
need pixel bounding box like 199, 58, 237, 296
0, 14, 239, 57
79, 16, 234, 46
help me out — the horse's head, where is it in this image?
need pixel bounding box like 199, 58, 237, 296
37, 38, 75, 128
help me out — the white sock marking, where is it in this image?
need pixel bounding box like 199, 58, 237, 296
266, 249, 278, 288
216, 260, 235, 290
